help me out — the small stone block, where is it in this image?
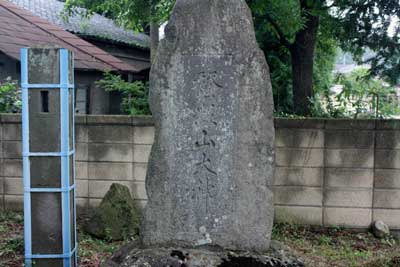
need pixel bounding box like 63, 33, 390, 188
324, 208, 371, 227
324, 189, 373, 208
275, 206, 322, 225
273, 186, 322, 206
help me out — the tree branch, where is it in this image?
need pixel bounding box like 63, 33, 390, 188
257, 13, 292, 49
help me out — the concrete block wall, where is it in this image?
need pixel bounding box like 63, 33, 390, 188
0, 114, 153, 213
1, 114, 400, 230
1, 114, 23, 211
274, 119, 400, 230
274, 119, 325, 226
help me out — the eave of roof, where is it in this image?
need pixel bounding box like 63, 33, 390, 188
8, 0, 150, 49
0, 0, 139, 73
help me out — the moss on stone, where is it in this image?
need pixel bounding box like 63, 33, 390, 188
85, 183, 141, 241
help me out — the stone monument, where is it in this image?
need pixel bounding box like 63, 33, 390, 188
142, 0, 275, 253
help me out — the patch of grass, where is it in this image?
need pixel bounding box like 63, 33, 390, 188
272, 223, 400, 267
0, 211, 24, 267
2, 212, 400, 267
77, 227, 127, 267
0, 211, 128, 267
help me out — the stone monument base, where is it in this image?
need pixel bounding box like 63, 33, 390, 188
104, 242, 304, 267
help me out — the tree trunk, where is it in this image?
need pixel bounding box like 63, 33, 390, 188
150, 21, 159, 62
290, 9, 320, 116
150, 0, 159, 62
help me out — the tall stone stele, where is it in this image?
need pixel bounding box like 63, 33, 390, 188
142, 0, 275, 252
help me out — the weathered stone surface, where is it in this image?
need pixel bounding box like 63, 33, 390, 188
372, 220, 390, 238
104, 244, 304, 267
142, 0, 275, 252
85, 183, 141, 241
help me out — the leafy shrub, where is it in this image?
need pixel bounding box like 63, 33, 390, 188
0, 77, 21, 113
307, 68, 400, 119
96, 72, 150, 115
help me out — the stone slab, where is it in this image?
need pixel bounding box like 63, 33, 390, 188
274, 118, 325, 129
88, 125, 132, 143
274, 187, 322, 206
324, 189, 373, 208
2, 124, 22, 141
375, 150, 400, 169
134, 126, 155, 145
76, 125, 88, 143
133, 163, 148, 182
0, 114, 21, 123
376, 131, 400, 149
325, 168, 373, 189
76, 179, 89, 198
275, 129, 323, 148
0, 177, 3, 195
325, 149, 374, 168
76, 161, 88, 179
324, 208, 372, 227
276, 148, 324, 167
4, 195, 23, 211
4, 177, 23, 195
375, 169, 400, 189
133, 144, 152, 163
373, 209, 400, 229
374, 189, 400, 209
325, 119, 375, 130
88, 162, 132, 180
76, 143, 88, 161
2, 141, 22, 159
142, 0, 275, 252
88, 180, 133, 199
275, 206, 322, 225
76, 198, 89, 212
88, 143, 133, 162
274, 167, 323, 187
86, 115, 132, 125
376, 120, 400, 130
2, 159, 22, 177
325, 130, 374, 149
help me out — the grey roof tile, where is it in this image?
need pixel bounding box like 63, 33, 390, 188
8, 0, 150, 48
0, 0, 138, 72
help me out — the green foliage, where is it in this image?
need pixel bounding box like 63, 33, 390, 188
0, 77, 21, 113
334, 68, 400, 119
272, 222, 400, 267
249, 0, 301, 114
64, 0, 175, 31
0, 211, 24, 266
96, 72, 150, 115
250, 0, 400, 115
65, 0, 400, 117
249, 0, 338, 115
249, 0, 305, 44
309, 68, 400, 119
78, 230, 124, 267
333, 0, 400, 85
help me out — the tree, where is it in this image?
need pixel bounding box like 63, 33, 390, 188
66, 0, 400, 116
0, 77, 21, 113
96, 72, 150, 115
64, 0, 175, 59
249, 0, 400, 116
333, 68, 400, 119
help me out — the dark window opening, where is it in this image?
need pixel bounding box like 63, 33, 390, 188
41, 91, 49, 113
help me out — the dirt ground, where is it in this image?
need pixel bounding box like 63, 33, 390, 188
1, 211, 400, 267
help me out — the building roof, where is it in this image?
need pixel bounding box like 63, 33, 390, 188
8, 0, 150, 49
0, 0, 138, 72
